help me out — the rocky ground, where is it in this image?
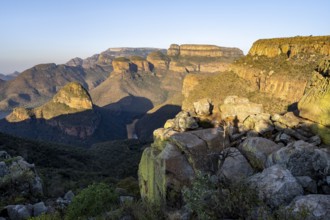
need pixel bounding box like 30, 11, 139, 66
139, 96, 330, 219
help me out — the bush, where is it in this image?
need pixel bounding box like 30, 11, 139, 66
182, 172, 261, 219
65, 183, 118, 220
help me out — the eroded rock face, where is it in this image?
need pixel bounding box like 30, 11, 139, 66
139, 127, 228, 207
298, 58, 330, 144
147, 51, 170, 70
247, 165, 303, 209
168, 44, 243, 58
248, 36, 330, 58
112, 57, 131, 72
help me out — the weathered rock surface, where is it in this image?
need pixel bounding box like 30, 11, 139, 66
248, 36, 330, 58
220, 96, 263, 123
217, 147, 254, 183
139, 127, 228, 207
238, 137, 281, 170
298, 58, 330, 144
286, 194, 330, 220
147, 51, 170, 70
112, 57, 131, 72
248, 165, 303, 209
193, 98, 213, 116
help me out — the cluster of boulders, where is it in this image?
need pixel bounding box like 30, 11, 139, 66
138, 96, 330, 219
0, 151, 77, 220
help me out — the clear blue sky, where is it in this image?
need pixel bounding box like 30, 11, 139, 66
1, 0, 329, 74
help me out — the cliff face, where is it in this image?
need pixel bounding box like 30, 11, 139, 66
168, 44, 243, 58
147, 51, 170, 70
248, 35, 330, 58
231, 36, 330, 103
298, 57, 330, 144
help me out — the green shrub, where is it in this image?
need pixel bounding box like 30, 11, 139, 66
65, 183, 118, 220
182, 172, 261, 219
107, 200, 165, 220
28, 212, 61, 220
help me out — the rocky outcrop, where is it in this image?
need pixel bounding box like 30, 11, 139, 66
7, 82, 93, 122
298, 57, 330, 144
249, 35, 330, 58
248, 165, 303, 209
230, 64, 308, 103
139, 114, 229, 207
129, 56, 150, 72
0, 151, 43, 207
286, 195, 330, 220
168, 44, 243, 58
146, 51, 170, 70
138, 96, 330, 217
219, 96, 263, 122
5, 82, 100, 139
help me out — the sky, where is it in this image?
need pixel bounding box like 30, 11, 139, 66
0, 0, 329, 74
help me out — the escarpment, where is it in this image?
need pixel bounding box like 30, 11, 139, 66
249, 35, 330, 58
231, 35, 330, 103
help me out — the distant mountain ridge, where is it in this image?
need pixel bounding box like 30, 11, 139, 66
66, 47, 166, 69
0, 48, 166, 111
0, 71, 20, 81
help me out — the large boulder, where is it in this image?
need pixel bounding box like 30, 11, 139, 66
243, 113, 274, 134
193, 98, 213, 116
266, 141, 329, 178
220, 96, 263, 123
238, 137, 281, 170
6, 205, 32, 220
139, 128, 228, 208
286, 194, 330, 220
217, 147, 254, 183
248, 165, 303, 209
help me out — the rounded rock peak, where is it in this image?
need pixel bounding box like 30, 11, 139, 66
52, 82, 93, 110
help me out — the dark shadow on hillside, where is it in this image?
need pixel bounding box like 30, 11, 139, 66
135, 104, 181, 141
104, 95, 154, 123
0, 96, 154, 147
0, 107, 129, 147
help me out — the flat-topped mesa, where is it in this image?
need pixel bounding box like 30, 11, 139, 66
167, 44, 243, 58
248, 35, 330, 58
112, 56, 151, 73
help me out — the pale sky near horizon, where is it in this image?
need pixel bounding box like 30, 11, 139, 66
0, 0, 329, 74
